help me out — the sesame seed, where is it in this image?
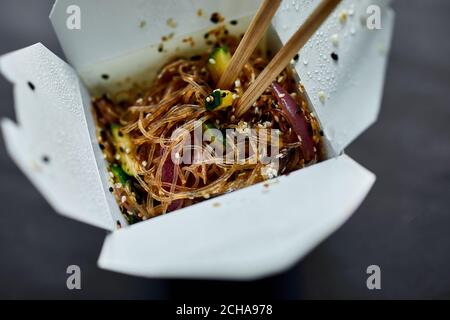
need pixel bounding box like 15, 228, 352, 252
208, 58, 216, 65
339, 10, 348, 24
121, 196, 127, 203
318, 91, 326, 103
331, 34, 339, 47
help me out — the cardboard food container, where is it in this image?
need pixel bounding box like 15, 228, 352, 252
0, 0, 394, 280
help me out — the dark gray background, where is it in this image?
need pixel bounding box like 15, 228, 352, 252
0, 0, 449, 299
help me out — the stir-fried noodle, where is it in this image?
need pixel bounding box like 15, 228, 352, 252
93, 33, 323, 224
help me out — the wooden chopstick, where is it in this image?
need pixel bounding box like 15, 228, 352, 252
217, 0, 282, 90
235, 0, 342, 118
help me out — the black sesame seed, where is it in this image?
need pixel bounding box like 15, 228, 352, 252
190, 55, 202, 61
331, 52, 339, 61
116, 220, 122, 228
158, 44, 164, 52
99, 143, 105, 150
101, 74, 110, 80
210, 12, 221, 24
319, 130, 324, 136
230, 20, 238, 25
204, 33, 210, 39
109, 187, 114, 193
293, 54, 300, 62
27, 81, 35, 91
42, 155, 50, 164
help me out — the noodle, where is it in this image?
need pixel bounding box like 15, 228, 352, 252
93, 33, 324, 224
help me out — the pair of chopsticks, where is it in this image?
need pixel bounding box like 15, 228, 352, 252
218, 0, 342, 118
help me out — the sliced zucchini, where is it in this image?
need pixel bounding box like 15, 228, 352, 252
205, 89, 234, 111
111, 124, 137, 176
208, 46, 231, 83
111, 163, 131, 185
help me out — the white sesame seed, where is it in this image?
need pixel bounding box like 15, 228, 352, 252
318, 91, 326, 103
234, 79, 241, 87
115, 154, 121, 161
121, 196, 127, 203
331, 34, 339, 47
279, 93, 286, 98
208, 58, 216, 65
142, 161, 148, 167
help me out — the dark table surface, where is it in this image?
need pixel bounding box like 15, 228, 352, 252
0, 0, 449, 299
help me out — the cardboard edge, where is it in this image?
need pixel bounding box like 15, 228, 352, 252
0, 43, 115, 231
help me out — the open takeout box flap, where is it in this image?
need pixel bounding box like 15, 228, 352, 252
0, 43, 123, 230
98, 154, 375, 280
50, 0, 262, 73
272, 0, 394, 154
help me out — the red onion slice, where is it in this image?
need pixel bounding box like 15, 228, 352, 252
271, 82, 315, 161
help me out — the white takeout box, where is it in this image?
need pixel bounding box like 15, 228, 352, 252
0, 0, 394, 280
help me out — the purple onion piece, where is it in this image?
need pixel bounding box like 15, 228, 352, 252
160, 148, 183, 212
271, 82, 315, 161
